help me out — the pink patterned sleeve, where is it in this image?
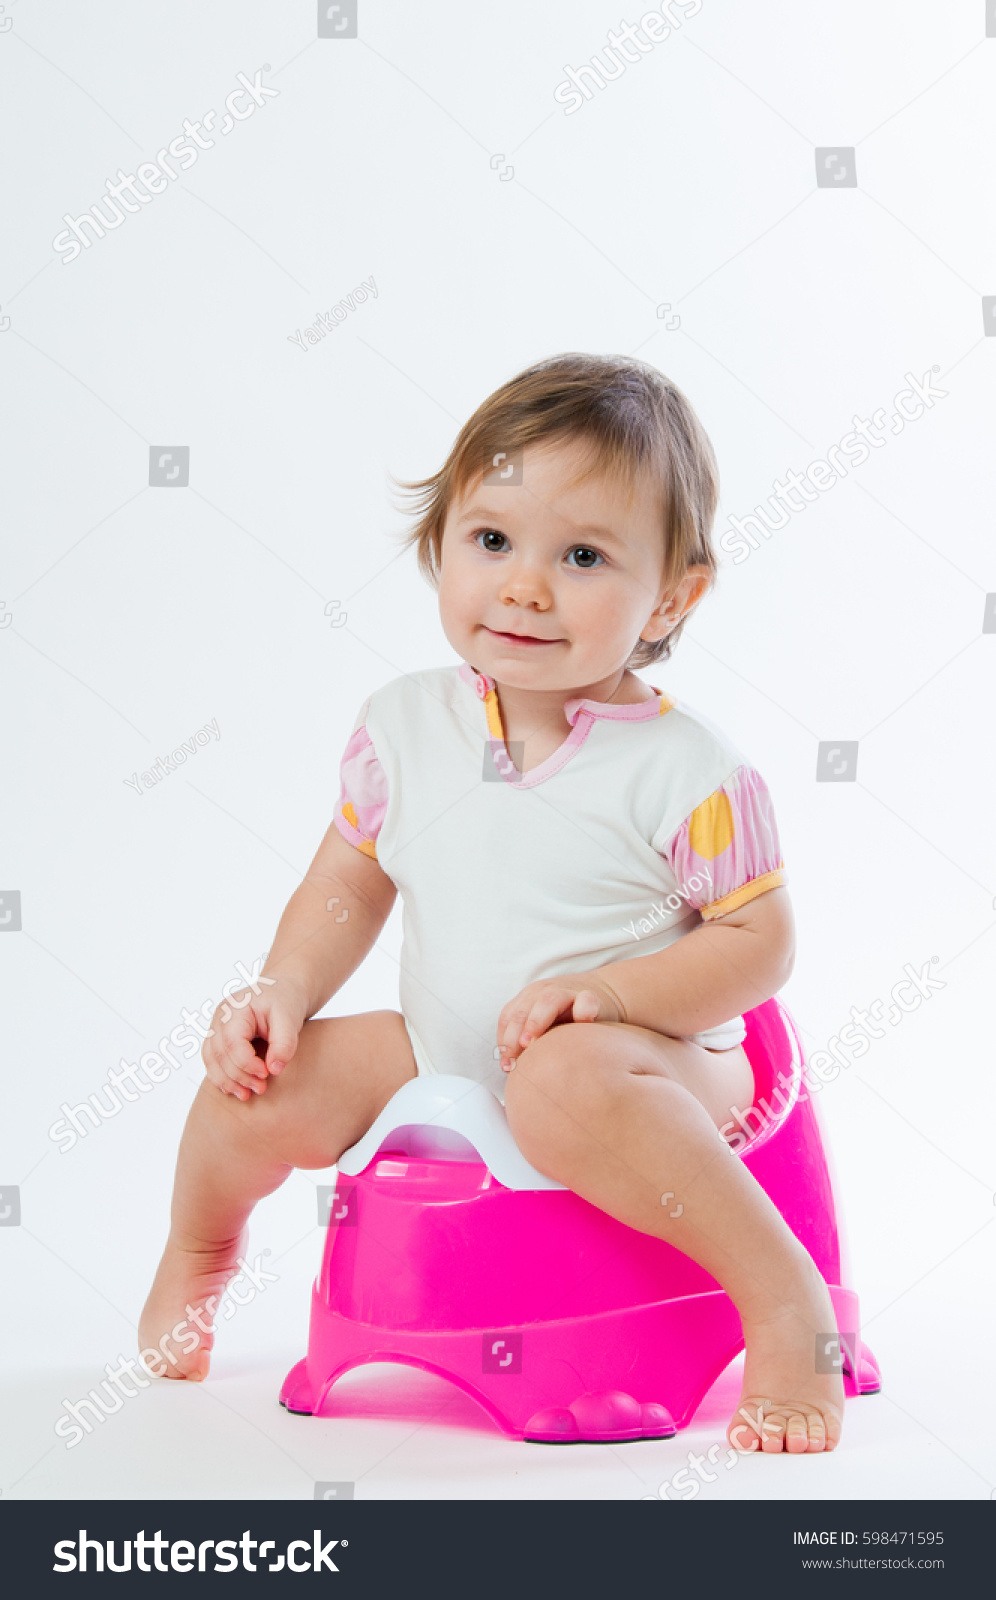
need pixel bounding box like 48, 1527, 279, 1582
659, 765, 786, 920
332, 724, 388, 860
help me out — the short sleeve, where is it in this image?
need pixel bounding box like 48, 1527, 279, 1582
658, 764, 786, 920
332, 705, 388, 860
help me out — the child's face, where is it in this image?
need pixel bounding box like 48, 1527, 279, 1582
437, 434, 687, 691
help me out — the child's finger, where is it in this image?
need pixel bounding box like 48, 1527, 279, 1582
517, 988, 571, 1046
571, 990, 601, 1023
216, 1036, 268, 1081
231, 1070, 268, 1098
203, 1042, 264, 1087
500, 994, 554, 1060
206, 1067, 251, 1101
496, 1002, 530, 1054
499, 990, 569, 1068
227, 1059, 270, 1095
206, 1053, 267, 1098
261, 1015, 300, 1076
496, 1019, 527, 1063
230, 1034, 270, 1075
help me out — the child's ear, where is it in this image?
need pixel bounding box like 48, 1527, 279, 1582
640, 602, 682, 643
641, 591, 689, 642
643, 566, 712, 640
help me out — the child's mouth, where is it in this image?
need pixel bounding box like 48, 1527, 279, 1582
484, 627, 563, 648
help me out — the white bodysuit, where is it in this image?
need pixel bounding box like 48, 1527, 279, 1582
333, 661, 786, 1105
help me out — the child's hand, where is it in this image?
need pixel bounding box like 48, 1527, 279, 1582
496, 974, 626, 1072
201, 976, 308, 1101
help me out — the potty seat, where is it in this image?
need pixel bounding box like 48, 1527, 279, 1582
279, 997, 880, 1442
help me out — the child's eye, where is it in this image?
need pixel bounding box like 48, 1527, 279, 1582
565, 545, 605, 570
471, 531, 606, 569
473, 528, 509, 553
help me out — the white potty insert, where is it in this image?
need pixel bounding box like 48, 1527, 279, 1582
335, 1074, 567, 1192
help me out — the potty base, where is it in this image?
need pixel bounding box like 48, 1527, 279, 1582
279, 1284, 879, 1443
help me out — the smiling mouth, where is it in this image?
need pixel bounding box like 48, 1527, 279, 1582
485, 627, 563, 645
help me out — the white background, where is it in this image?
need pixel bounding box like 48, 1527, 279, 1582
1, 0, 993, 1501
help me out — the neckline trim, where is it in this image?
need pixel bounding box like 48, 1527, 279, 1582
458, 661, 674, 788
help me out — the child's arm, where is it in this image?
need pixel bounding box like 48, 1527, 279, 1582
497, 887, 795, 1066
261, 821, 398, 1020
595, 761, 795, 1038
219, 699, 394, 1091
591, 884, 796, 1037
201, 825, 395, 1100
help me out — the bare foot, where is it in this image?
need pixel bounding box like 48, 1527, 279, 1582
728, 1268, 845, 1455
138, 1230, 247, 1381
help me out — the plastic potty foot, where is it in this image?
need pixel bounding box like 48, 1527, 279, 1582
524, 1391, 676, 1443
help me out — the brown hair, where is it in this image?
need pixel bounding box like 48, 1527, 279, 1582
392, 352, 720, 667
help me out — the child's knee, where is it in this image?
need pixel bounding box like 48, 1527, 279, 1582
504, 1024, 576, 1103
215, 1074, 332, 1169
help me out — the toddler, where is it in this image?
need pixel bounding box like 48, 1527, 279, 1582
141, 353, 844, 1455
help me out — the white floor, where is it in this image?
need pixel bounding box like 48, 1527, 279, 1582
3, 1176, 993, 1501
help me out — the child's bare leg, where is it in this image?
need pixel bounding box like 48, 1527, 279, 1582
139, 1010, 416, 1379
503, 1020, 845, 1455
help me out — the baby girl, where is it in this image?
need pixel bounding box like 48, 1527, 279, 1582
140, 353, 844, 1455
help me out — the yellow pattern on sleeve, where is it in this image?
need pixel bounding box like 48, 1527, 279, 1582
687, 789, 735, 861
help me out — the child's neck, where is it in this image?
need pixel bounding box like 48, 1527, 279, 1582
491, 668, 654, 745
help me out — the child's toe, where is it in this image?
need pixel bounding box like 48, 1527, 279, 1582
761, 1413, 787, 1452
785, 1412, 811, 1453
805, 1411, 828, 1452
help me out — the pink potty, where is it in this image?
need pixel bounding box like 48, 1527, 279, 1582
280, 997, 880, 1442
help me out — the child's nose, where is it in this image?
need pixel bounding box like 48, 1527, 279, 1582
497, 564, 554, 608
